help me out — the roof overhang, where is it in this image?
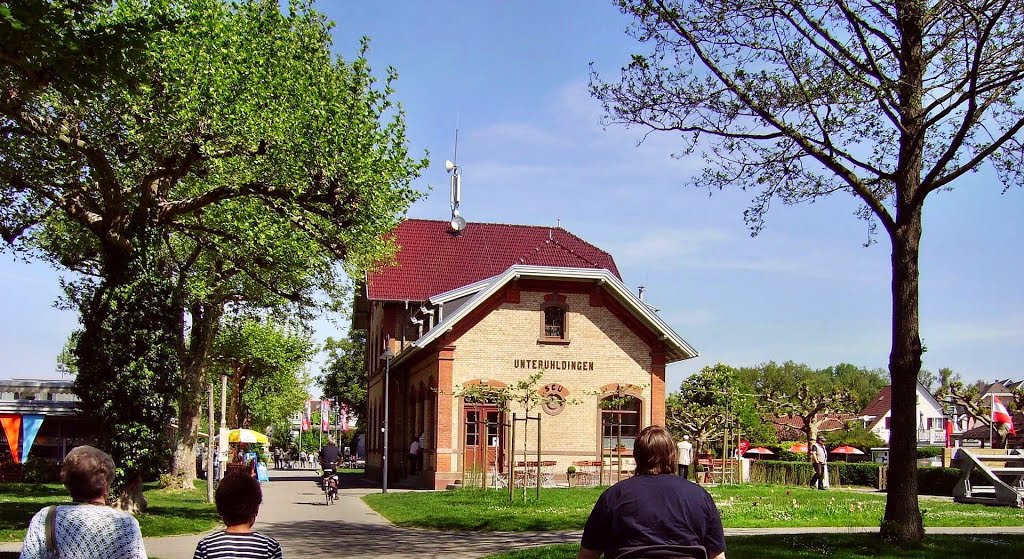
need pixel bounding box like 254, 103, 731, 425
390, 265, 698, 368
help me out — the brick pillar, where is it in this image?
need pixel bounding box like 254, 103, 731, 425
434, 344, 458, 489
650, 349, 667, 426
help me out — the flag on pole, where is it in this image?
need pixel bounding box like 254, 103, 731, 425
320, 399, 330, 431
301, 400, 311, 432
992, 396, 1016, 434
340, 404, 349, 432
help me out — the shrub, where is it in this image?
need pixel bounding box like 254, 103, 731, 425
750, 460, 882, 488
832, 462, 881, 487
917, 466, 962, 496
22, 457, 60, 483
916, 446, 944, 460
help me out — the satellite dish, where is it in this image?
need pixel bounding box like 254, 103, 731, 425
450, 215, 466, 232
445, 160, 456, 172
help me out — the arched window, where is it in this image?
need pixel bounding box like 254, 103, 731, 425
600, 395, 642, 453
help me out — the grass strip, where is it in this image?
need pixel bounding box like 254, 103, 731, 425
482, 534, 1024, 559
363, 484, 1024, 531
0, 481, 219, 542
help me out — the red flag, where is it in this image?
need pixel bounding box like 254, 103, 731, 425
0, 414, 21, 463
301, 400, 311, 432
320, 399, 330, 431
992, 396, 1016, 434
340, 404, 349, 433
944, 419, 953, 447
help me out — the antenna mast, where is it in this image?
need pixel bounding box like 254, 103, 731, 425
446, 118, 466, 232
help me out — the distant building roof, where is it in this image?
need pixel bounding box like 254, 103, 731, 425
365, 219, 620, 302
859, 385, 892, 427
764, 413, 852, 440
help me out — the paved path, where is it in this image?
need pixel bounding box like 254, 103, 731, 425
143, 471, 577, 559
4, 471, 1024, 558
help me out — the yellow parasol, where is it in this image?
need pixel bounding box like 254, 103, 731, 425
227, 428, 269, 444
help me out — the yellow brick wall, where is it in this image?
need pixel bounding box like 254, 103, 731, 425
447, 291, 655, 475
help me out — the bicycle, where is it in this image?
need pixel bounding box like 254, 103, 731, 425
322, 468, 338, 505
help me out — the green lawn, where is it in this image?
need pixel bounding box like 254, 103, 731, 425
0, 481, 219, 542
482, 534, 1024, 559
362, 484, 1024, 531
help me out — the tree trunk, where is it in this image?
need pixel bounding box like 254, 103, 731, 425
169, 302, 223, 489
880, 216, 925, 543
114, 475, 147, 514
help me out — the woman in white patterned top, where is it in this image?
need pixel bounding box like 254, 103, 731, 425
19, 445, 147, 559
193, 472, 282, 559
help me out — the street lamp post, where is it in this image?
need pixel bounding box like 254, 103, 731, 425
380, 346, 395, 493
219, 373, 229, 481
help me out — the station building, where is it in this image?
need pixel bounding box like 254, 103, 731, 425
354, 219, 697, 489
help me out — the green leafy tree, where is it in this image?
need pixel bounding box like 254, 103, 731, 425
592, 1, 1024, 540
209, 317, 313, 432
822, 363, 889, 411
666, 364, 739, 460
320, 330, 367, 429
0, 0, 164, 114
73, 244, 179, 512
2, 0, 425, 490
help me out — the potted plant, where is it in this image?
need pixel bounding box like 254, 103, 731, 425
566, 465, 577, 488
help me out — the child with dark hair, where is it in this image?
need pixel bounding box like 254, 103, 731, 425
193, 473, 282, 559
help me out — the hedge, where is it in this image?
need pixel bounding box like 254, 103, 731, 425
749, 460, 986, 497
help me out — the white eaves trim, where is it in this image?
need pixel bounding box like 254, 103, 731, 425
429, 275, 499, 305
391, 265, 699, 368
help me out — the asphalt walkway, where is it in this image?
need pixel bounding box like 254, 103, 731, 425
4, 471, 1024, 558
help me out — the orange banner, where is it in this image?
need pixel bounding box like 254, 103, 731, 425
0, 414, 21, 464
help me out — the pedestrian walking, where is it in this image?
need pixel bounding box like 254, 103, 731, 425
193, 472, 282, 559
809, 435, 828, 490
676, 435, 693, 479
19, 446, 147, 559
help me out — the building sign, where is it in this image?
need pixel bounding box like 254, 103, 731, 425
513, 359, 595, 371
539, 383, 569, 416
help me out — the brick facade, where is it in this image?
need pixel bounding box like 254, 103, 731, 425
365, 280, 676, 489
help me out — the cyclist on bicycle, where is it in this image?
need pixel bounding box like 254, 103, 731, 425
319, 438, 341, 488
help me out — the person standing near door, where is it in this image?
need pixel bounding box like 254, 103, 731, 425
676, 435, 693, 479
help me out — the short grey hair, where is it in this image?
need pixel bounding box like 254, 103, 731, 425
61, 446, 115, 501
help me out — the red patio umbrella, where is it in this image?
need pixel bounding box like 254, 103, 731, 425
830, 445, 865, 462
788, 442, 808, 453
743, 447, 775, 460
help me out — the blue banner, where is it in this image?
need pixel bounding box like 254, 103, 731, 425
20, 415, 44, 463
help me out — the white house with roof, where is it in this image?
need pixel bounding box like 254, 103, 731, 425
859, 381, 950, 445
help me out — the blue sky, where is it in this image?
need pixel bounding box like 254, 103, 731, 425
1, 1, 1021, 391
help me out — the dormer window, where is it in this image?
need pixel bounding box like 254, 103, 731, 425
539, 293, 569, 344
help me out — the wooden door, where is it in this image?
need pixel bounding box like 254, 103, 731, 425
464, 405, 502, 472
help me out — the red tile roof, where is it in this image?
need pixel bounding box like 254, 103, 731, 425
859, 385, 892, 424
366, 219, 620, 301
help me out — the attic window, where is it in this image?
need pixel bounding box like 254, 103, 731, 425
539, 293, 569, 344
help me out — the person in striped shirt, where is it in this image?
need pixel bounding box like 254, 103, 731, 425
193, 473, 282, 559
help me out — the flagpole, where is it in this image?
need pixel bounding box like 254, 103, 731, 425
989, 393, 994, 448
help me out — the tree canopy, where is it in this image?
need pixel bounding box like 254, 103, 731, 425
593, 0, 1024, 542
2, 0, 426, 501
210, 316, 313, 432
320, 329, 367, 428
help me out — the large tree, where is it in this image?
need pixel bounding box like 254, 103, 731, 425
210, 317, 313, 432
666, 364, 741, 461
592, 0, 1024, 542
320, 329, 368, 429
2, 0, 425, 501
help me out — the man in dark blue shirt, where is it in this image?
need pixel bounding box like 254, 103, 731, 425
579, 426, 727, 559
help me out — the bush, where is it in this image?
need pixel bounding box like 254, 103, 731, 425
832, 462, 881, 487
22, 457, 60, 483
750, 460, 882, 488
916, 446, 944, 460
917, 466, 962, 496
